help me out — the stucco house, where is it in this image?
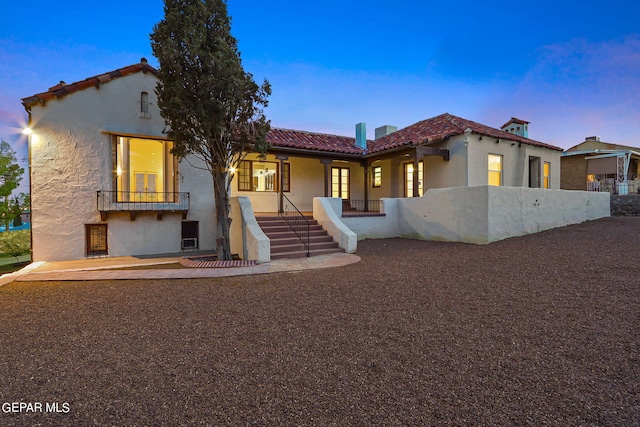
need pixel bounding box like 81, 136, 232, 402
561, 136, 640, 194
23, 60, 564, 262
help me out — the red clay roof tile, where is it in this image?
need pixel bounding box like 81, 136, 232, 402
22, 59, 159, 108
267, 128, 367, 155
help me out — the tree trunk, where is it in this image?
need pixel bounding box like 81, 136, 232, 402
213, 172, 232, 260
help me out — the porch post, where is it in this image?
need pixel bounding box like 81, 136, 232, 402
276, 154, 288, 213
413, 150, 420, 198
363, 162, 370, 212
320, 159, 333, 197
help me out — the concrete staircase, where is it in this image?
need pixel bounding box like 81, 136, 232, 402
255, 215, 344, 260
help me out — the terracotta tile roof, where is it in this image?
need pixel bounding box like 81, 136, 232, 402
267, 128, 368, 155
22, 58, 159, 108
371, 113, 563, 152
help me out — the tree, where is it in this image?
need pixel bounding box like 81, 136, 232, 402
11, 199, 22, 227
151, 0, 271, 260
0, 141, 24, 231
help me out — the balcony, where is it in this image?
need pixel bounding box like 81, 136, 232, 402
97, 191, 190, 220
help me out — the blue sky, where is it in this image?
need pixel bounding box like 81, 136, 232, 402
2, 0, 640, 192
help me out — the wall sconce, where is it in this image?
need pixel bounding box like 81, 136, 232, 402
496, 139, 500, 144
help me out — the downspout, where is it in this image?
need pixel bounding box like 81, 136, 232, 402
25, 108, 33, 262
464, 128, 471, 186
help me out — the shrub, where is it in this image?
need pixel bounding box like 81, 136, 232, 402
0, 229, 30, 262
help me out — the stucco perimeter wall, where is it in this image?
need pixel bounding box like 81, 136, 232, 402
399, 187, 490, 243
486, 187, 610, 242
322, 187, 610, 246
399, 186, 609, 244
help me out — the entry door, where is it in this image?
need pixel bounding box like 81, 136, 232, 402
331, 167, 350, 199
529, 157, 541, 188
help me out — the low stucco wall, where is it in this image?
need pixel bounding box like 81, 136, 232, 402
317, 187, 610, 245
312, 198, 357, 253
341, 199, 400, 240
230, 196, 270, 262
486, 187, 609, 242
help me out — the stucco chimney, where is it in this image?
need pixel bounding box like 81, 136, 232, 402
501, 117, 529, 138
375, 125, 398, 139
355, 122, 367, 149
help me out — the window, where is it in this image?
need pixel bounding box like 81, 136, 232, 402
404, 162, 423, 197
115, 136, 176, 202
281, 163, 291, 192
139, 92, 150, 118
181, 221, 199, 250
372, 166, 381, 188
237, 160, 289, 192
488, 154, 502, 186
331, 167, 350, 199
543, 162, 550, 189
86, 224, 107, 257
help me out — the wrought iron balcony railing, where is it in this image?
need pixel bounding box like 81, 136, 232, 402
97, 191, 190, 220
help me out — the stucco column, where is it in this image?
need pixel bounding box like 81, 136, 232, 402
276, 154, 288, 213
320, 159, 333, 197
413, 152, 420, 198
363, 163, 370, 212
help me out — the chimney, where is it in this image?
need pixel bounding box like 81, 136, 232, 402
500, 117, 529, 138
586, 136, 601, 142
375, 125, 397, 139
355, 123, 367, 149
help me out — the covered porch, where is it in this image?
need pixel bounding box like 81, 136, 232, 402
230, 144, 450, 217
583, 149, 640, 195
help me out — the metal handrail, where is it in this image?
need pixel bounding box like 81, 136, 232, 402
341, 199, 381, 215
280, 192, 310, 257
97, 191, 190, 211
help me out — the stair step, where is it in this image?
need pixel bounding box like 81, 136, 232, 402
255, 214, 344, 261
270, 240, 340, 254
269, 235, 334, 246
270, 247, 345, 260
260, 225, 323, 234
263, 229, 328, 239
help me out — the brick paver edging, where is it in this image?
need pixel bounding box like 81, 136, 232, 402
179, 258, 259, 268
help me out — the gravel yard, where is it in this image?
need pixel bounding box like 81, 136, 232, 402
0, 216, 639, 426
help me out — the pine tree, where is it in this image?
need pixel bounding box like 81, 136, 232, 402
151, 0, 271, 260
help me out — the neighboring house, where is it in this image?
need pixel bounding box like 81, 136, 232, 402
561, 137, 640, 194
23, 60, 563, 262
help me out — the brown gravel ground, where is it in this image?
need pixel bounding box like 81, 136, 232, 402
0, 216, 639, 426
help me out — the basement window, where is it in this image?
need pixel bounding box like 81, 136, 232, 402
86, 224, 108, 257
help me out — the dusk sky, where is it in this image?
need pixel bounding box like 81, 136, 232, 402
2, 0, 640, 194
